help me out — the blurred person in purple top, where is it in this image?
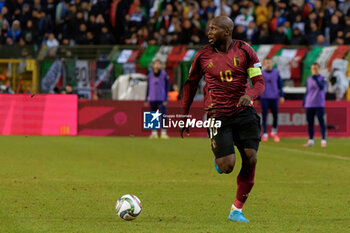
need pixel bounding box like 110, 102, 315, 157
260, 58, 284, 142
145, 59, 170, 139
303, 63, 327, 147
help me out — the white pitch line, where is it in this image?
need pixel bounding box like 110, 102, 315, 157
263, 145, 350, 161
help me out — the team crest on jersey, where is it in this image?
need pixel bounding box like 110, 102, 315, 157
207, 61, 214, 68
233, 57, 240, 66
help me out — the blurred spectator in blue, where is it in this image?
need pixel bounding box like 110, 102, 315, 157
292, 14, 305, 34
234, 6, 253, 29
198, 0, 210, 22
127, 6, 147, 29
246, 21, 257, 42
0, 0, 347, 47
46, 33, 59, 50
214, 0, 231, 17
215, 0, 231, 17
0, 1, 5, 12
270, 10, 286, 33
207, 0, 217, 15
8, 20, 22, 43
315, 34, 327, 46
276, 0, 288, 17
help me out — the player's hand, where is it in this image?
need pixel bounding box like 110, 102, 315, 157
280, 97, 285, 104
162, 101, 167, 106
179, 126, 189, 138
237, 94, 253, 107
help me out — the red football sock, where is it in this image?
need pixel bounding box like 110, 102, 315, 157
234, 165, 256, 209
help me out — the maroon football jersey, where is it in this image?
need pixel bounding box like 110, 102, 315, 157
182, 40, 263, 117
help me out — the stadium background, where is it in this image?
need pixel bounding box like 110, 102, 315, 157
0, 0, 350, 138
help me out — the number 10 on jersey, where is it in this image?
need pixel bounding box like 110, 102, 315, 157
220, 70, 233, 82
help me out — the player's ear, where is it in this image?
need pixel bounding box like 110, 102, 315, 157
225, 26, 232, 37
224, 28, 229, 36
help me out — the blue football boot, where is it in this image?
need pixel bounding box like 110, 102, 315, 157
228, 210, 250, 222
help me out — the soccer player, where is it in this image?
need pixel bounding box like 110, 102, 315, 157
180, 16, 265, 222
303, 63, 327, 147
145, 59, 170, 139
260, 57, 285, 142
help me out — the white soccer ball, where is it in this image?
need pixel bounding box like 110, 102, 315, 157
115, 194, 142, 220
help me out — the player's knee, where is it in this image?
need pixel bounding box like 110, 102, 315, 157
216, 154, 235, 174
244, 149, 257, 167
222, 163, 234, 174
249, 156, 257, 167
223, 155, 235, 173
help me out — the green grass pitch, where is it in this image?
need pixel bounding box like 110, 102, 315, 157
0, 136, 349, 233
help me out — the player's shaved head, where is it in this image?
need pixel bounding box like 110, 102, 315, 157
210, 16, 234, 35
208, 16, 234, 52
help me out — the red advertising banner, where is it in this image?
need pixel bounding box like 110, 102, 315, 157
78, 100, 350, 137
78, 100, 207, 137
254, 101, 350, 137
0, 94, 77, 136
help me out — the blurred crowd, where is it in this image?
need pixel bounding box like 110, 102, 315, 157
0, 0, 350, 47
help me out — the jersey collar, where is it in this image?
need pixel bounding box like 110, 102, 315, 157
211, 41, 233, 53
